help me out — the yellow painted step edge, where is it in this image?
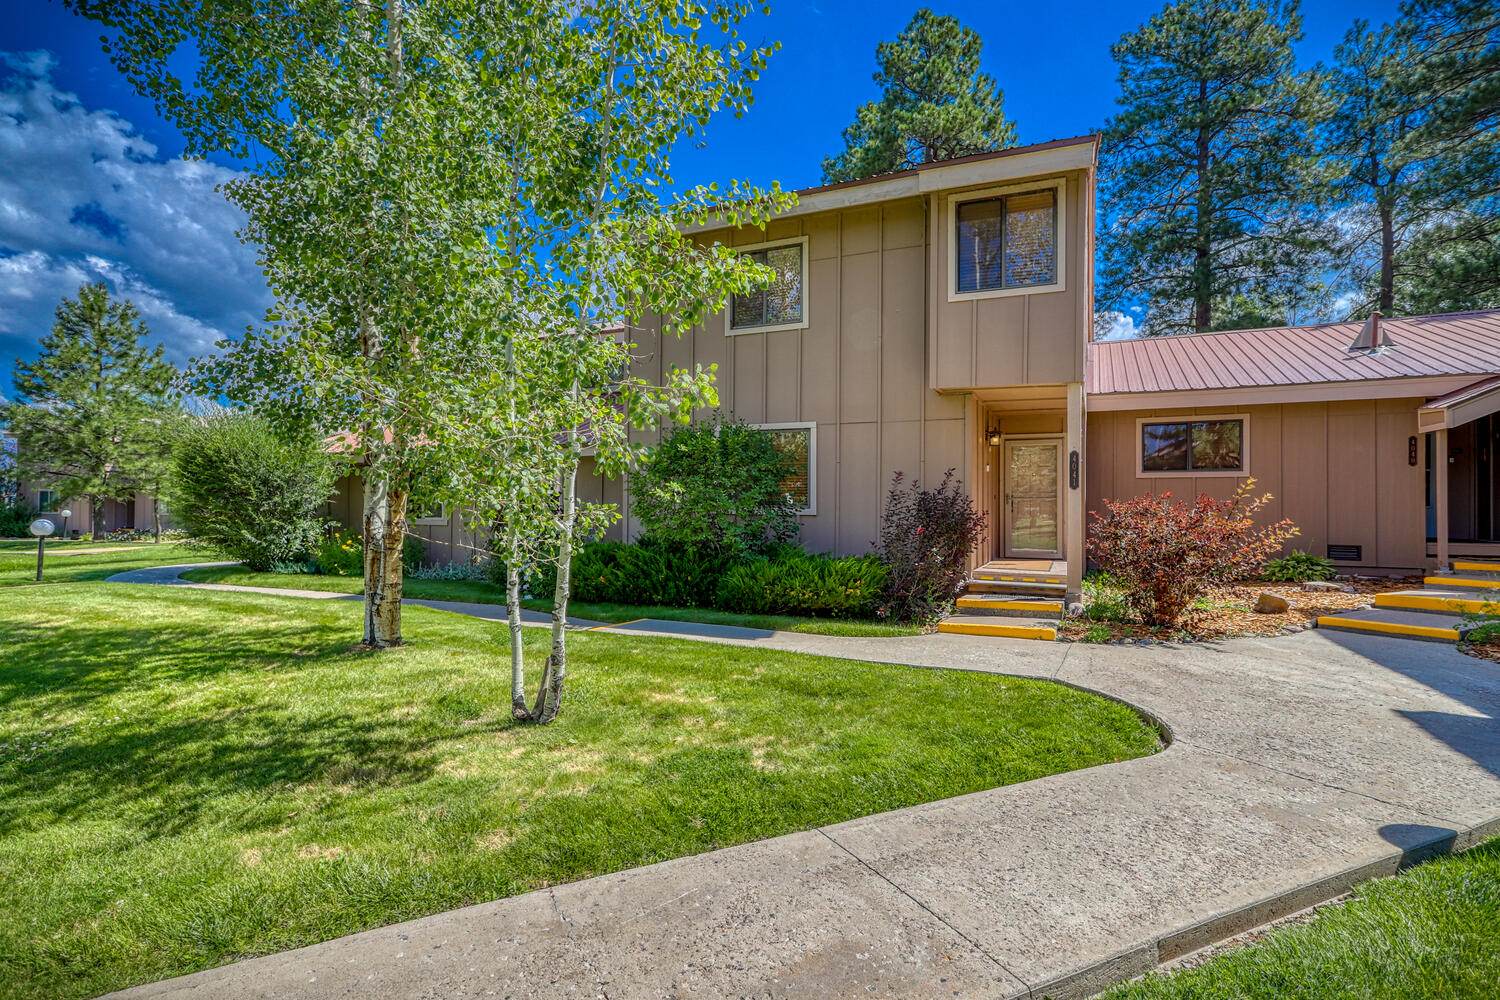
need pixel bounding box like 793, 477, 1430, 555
1377, 593, 1490, 614
956, 596, 1064, 612
1423, 576, 1500, 591
972, 574, 1064, 584
937, 621, 1057, 640
1452, 560, 1500, 572
1316, 615, 1459, 641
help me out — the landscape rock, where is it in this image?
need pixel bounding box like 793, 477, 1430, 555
1302, 580, 1354, 593
1254, 592, 1291, 614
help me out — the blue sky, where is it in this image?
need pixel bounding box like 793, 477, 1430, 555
1, 0, 1400, 389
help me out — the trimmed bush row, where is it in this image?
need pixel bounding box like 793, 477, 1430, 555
516, 540, 886, 620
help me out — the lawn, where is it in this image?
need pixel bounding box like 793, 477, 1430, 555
1103, 838, 1500, 1000
0, 581, 1159, 999
178, 563, 924, 636
0, 539, 206, 587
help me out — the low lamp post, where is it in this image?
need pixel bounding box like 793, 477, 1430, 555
60, 508, 72, 538
30, 517, 55, 582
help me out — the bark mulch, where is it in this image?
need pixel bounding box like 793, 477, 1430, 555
1060, 577, 1424, 644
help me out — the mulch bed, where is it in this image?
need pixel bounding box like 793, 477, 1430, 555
1059, 577, 1424, 644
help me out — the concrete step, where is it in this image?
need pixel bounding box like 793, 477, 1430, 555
972, 568, 1066, 585
1316, 607, 1465, 643
936, 615, 1058, 641
1377, 588, 1500, 616
1423, 575, 1500, 592
967, 577, 1066, 596
954, 593, 1064, 619
1452, 560, 1500, 576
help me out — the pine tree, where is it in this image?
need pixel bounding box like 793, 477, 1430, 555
822, 9, 1017, 184
3, 284, 179, 536
1391, 0, 1500, 312
1098, 0, 1332, 335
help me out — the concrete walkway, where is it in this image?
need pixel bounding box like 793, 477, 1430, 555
106, 566, 1500, 999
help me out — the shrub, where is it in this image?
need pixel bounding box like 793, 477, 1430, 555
716, 550, 887, 619
1081, 571, 1131, 623
315, 528, 425, 577
1087, 479, 1299, 628
166, 413, 336, 571
558, 538, 727, 607
875, 470, 987, 624
0, 498, 36, 538
409, 560, 489, 582
631, 415, 800, 561
1261, 549, 1336, 583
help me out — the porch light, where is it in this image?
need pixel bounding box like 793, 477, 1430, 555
987, 426, 1002, 447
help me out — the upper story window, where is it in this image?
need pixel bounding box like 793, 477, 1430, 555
37, 489, 56, 511
1139, 417, 1246, 476
729, 237, 808, 335
948, 179, 1066, 301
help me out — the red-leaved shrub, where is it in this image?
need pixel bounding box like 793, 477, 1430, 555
876, 470, 987, 624
1087, 479, 1298, 627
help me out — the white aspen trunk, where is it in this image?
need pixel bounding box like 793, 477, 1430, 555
537, 456, 579, 724
362, 474, 406, 646
507, 559, 529, 719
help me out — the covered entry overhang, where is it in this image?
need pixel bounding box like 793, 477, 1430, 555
963, 383, 1085, 602
1419, 376, 1500, 570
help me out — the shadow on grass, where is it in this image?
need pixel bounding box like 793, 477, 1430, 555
0, 615, 452, 840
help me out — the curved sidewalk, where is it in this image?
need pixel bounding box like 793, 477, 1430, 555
106, 567, 1500, 999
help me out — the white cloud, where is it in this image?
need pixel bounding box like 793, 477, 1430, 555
0, 50, 268, 373
1094, 310, 1139, 341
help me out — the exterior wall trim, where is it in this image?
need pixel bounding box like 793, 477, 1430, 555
945, 177, 1067, 303
725, 235, 811, 336
1087, 375, 1478, 412
1134, 412, 1250, 480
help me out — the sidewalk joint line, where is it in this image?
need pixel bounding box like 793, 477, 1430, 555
815, 828, 1034, 997
1176, 738, 1465, 828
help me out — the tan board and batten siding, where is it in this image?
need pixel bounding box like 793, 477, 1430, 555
1087, 401, 1428, 571
623, 198, 967, 556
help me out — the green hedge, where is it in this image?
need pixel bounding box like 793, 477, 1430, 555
715, 550, 886, 619
530, 540, 885, 620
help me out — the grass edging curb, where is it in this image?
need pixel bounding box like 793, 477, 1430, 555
1030, 817, 1500, 1000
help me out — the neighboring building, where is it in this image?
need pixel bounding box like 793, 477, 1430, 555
12, 481, 163, 537
330, 134, 1500, 597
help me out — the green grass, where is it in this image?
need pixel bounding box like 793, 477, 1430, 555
1102, 839, 1500, 1000
178, 564, 923, 636
1, 582, 1158, 999
0, 540, 207, 587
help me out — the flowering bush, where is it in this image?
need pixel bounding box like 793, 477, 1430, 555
875, 470, 987, 624
1087, 479, 1299, 627
314, 529, 365, 576
314, 528, 425, 577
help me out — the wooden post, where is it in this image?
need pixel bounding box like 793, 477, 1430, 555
1065, 381, 1086, 605
1435, 427, 1450, 573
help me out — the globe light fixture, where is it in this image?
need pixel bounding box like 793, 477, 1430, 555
29, 517, 55, 582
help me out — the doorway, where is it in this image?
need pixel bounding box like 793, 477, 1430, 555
1002, 437, 1063, 558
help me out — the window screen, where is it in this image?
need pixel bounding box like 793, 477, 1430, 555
759, 426, 812, 512
956, 188, 1058, 293
731, 243, 805, 330
1142, 419, 1244, 473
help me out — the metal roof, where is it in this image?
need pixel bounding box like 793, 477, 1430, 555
1086, 310, 1500, 395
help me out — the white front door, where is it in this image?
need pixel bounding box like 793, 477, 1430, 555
1004, 439, 1062, 558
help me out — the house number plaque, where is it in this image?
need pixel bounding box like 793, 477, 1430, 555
1069, 450, 1080, 490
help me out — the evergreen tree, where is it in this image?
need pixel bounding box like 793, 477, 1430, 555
822, 9, 1016, 184
1098, 0, 1332, 335
1392, 0, 1500, 312
1321, 20, 1430, 316
3, 283, 179, 536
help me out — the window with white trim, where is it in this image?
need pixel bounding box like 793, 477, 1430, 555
1140, 418, 1245, 474
412, 502, 448, 525
753, 422, 815, 515
730, 238, 807, 334
37, 489, 56, 511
